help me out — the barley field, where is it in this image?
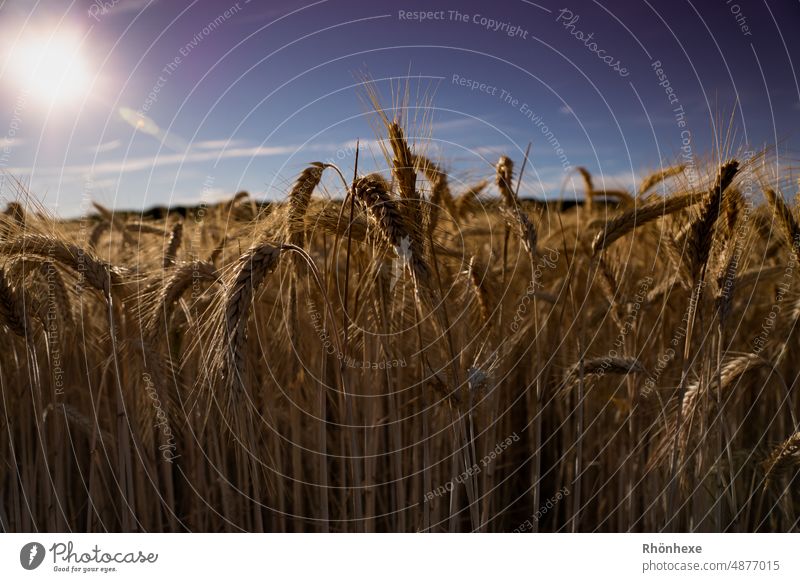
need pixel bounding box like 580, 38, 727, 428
1, 115, 798, 533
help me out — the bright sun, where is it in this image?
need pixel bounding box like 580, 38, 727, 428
6, 32, 91, 106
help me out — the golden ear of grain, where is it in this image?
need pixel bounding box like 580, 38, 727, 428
388, 122, 417, 203
563, 356, 645, 389
455, 180, 488, 218
576, 166, 594, 192
576, 167, 594, 211
681, 353, 765, 413
352, 174, 430, 285
495, 156, 538, 260
590, 189, 634, 208
593, 254, 621, 315
714, 187, 745, 324
219, 241, 283, 394
207, 235, 227, 265
300, 201, 369, 242
638, 164, 686, 196
764, 188, 800, 264
2, 202, 27, 239
467, 256, 492, 327
495, 156, 516, 206
386, 123, 426, 253
685, 160, 739, 279
146, 260, 217, 339
93, 202, 135, 247
89, 220, 110, 249
651, 353, 768, 468
162, 221, 184, 268
591, 191, 703, 255
722, 187, 743, 235
578, 167, 632, 208
414, 154, 454, 237
501, 206, 538, 259
762, 432, 800, 485
286, 163, 325, 247
0, 234, 121, 297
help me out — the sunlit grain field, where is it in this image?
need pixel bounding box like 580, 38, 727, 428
1, 116, 798, 533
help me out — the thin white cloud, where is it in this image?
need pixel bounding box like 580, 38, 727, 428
191, 139, 249, 150
89, 139, 121, 154
3, 141, 358, 177
470, 145, 511, 156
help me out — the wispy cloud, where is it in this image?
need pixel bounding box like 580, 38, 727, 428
191, 139, 249, 150
4, 141, 361, 177
89, 139, 122, 154
470, 145, 512, 156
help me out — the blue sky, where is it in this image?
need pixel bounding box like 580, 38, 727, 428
0, 0, 798, 216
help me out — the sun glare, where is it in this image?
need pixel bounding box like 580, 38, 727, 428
6, 31, 91, 106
